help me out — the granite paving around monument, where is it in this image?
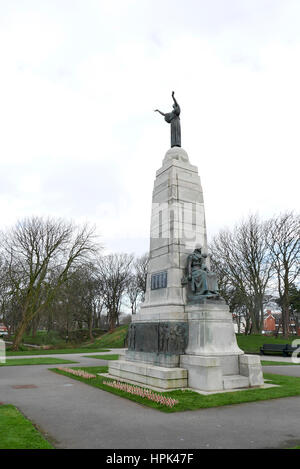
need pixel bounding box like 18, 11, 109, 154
51, 365, 300, 413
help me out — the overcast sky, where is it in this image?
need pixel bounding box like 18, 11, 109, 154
0, 0, 299, 255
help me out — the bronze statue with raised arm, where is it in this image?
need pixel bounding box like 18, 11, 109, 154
155, 91, 181, 148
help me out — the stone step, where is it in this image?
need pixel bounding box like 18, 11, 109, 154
223, 374, 250, 390
108, 359, 188, 389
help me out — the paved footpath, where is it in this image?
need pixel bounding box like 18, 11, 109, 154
0, 350, 300, 449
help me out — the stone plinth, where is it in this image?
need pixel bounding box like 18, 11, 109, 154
180, 355, 223, 391
179, 301, 264, 391
184, 301, 243, 357
239, 354, 264, 387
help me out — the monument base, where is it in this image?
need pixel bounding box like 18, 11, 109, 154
107, 353, 263, 392
178, 301, 264, 391
108, 301, 264, 392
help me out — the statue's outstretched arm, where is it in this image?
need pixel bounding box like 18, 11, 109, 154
154, 109, 165, 116
172, 91, 179, 108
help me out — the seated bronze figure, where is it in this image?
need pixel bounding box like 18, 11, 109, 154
182, 247, 219, 302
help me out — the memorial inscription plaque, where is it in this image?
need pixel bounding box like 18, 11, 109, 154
151, 271, 167, 290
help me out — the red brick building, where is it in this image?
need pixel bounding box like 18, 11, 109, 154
264, 310, 276, 332
263, 310, 300, 335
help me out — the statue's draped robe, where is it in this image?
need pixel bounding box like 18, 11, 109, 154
164, 104, 181, 147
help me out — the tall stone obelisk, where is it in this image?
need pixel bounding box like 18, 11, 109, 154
142, 147, 207, 312
108, 93, 264, 392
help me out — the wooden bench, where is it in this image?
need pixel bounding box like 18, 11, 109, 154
260, 343, 297, 357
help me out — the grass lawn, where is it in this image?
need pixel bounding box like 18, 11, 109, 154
87, 354, 120, 360
261, 360, 300, 366
0, 405, 53, 449
91, 325, 128, 348
6, 347, 110, 356
0, 357, 79, 366
51, 365, 300, 413
236, 334, 299, 354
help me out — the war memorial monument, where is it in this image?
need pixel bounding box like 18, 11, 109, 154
109, 92, 264, 392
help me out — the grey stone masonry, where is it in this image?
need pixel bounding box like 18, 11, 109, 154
141, 147, 207, 313
109, 147, 264, 392
184, 301, 243, 357
108, 360, 188, 389
239, 354, 264, 387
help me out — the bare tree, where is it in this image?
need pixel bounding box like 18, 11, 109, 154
0, 255, 19, 336
210, 214, 274, 334
0, 216, 100, 350
59, 264, 99, 341
126, 275, 142, 315
126, 253, 149, 314
134, 253, 149, 299
266, 212, 300, 337
96, 253, 134, 332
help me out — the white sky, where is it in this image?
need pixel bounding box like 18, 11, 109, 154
0, 0, 299, 255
